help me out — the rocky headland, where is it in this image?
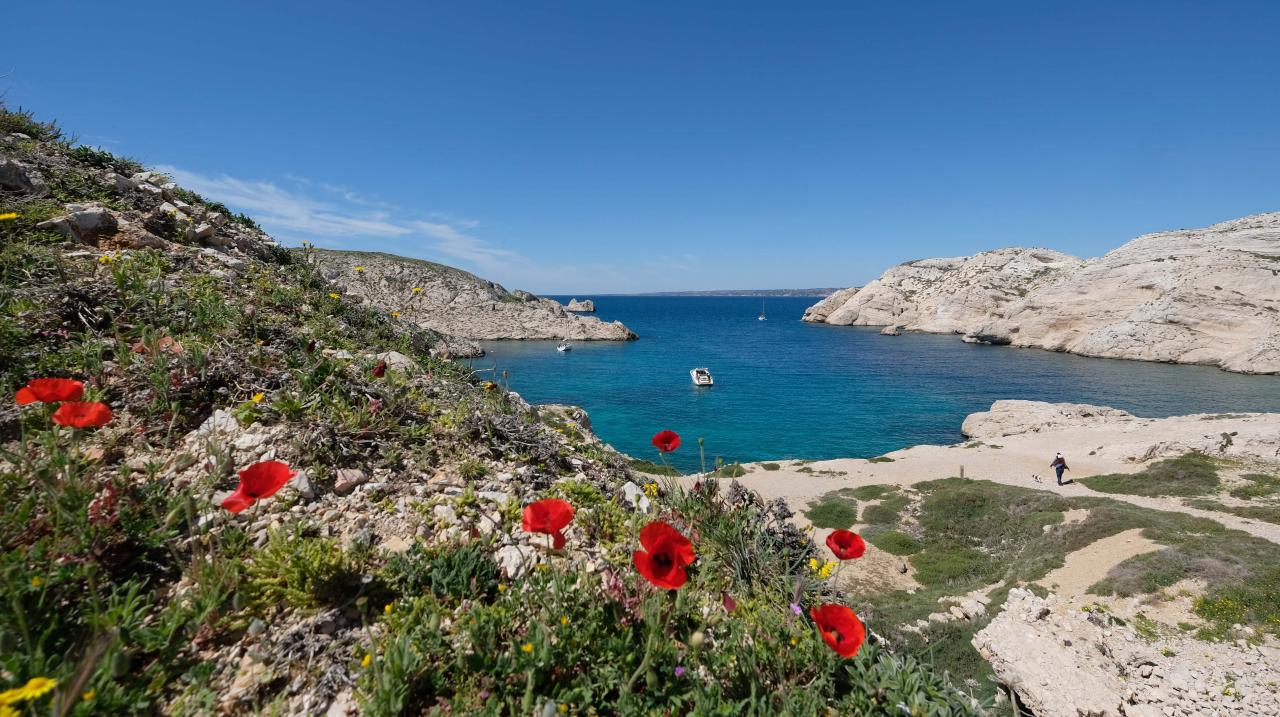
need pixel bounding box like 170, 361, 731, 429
564, 298, 595, 312
309, 250, 635, 352
804, 213, 1280, 374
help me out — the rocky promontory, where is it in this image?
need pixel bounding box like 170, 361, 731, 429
307, 250, 636, 346
565, 298, 595, 312
805, 213, 1280, 374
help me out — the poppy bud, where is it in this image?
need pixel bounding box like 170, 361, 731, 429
305, 339, 316, 354
689, 630, 706, 649
372, 360, 387, 378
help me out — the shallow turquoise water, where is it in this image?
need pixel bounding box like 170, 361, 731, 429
474, 297, 1280, 472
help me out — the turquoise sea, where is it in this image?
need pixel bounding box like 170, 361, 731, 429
475, 297, 1280, 472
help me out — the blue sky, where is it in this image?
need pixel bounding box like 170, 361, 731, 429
5, 2, 1278, 293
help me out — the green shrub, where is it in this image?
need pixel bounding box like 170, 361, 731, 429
1081, 452, 1220, 497
67, 145, 144, 176
1230, 473, 1280, 500
761, 462, 781, 471
629, 458, 680, 476
869, 530, 923, 556
457, 457, 488, 482
0, 104, 63, 142
244, 526, 361, 610
806, 497, 859, 529
712, 462, 746, 478
848, 484, 893, 500
910, 545, 1000, 588
384, 542, 499, 603
867, 456, 895, 463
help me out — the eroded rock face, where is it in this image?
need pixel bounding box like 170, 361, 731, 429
309, 250, 637, 343
974, 588, 1280, 717
961, 399, 1280, 463
565, 298, 595, 312
805, 213, 1280, 374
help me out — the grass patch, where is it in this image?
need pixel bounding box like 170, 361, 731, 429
868, 456, 895, 463
712, 462, 746, 478
1230, 473, 1280, 500
1080, 452, 1221, 497
868, 530, 923, 556
861, 492, 910, 526
847, 484, 894, 501
805, 496, 860, 530
760, 462, 781, 471
629, 458, 680, 476
1186, 499, 1280, 525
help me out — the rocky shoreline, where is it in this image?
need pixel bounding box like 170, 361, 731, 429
804, 213, 1280, 374
309, 250, 635, 354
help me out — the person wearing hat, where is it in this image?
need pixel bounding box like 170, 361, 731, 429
1050, 452, 1070, 485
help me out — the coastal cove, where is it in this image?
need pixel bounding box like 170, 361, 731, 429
478, 296, 1280, 471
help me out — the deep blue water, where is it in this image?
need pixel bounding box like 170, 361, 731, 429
473, 297, 1280, 471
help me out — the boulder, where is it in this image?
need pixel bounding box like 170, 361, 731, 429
0, 158, 50, 196
36, 204, 119, 242
565, 298, 595, 312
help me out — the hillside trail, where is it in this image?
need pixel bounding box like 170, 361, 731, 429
727, 433, 1280, 548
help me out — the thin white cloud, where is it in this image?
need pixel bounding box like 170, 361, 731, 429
156, 165, 528, 278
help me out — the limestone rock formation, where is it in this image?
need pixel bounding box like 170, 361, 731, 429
805, 213, 1280, 374
565, 298, 595, 312
961, 399, 1280, 464
974, 588, 1280, 717
308, 250, 637, 344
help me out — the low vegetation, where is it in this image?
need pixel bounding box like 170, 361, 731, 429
1080, 452, 1221, 497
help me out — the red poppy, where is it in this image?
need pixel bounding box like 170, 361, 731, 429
633, 520, 696, 590
809, 604, 866, 658
522, 498, 575, 549
16, 378, 85, 405
372, 360, 387, 378
51, 401, 113, 429
221, 460, 297, 513
826, 530, 866, 560
651, 430, 680, 453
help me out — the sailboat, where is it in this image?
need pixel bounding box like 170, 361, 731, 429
757, 300, 767, 321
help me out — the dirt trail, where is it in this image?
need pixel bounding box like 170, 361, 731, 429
727, 434, 1280, 547
1037, 528, 1162, 596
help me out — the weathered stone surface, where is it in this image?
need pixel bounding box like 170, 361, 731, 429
565, 298, 595, 312
0, 158, 49, 196
806, 213, 1280, 374
309, 250, 638, 342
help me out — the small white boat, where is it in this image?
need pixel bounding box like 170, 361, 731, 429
690, 367, 714, 386
556, 340, 572, 352
757, 300, 767, 321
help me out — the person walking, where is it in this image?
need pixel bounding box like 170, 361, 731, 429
1050, 452, 1070, 485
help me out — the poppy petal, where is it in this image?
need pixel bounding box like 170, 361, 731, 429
51, 401, 112, 429
221, 489, 254, 513
552, 530, 566, 550
237, 461, 296, 500
15, 387, 36, 405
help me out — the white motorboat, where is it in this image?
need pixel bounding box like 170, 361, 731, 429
556, 340, 572, 352
757, 300, 766, 321
690, 367, 714, 386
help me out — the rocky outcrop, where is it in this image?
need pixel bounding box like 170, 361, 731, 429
974, 588, 1280, 717
805, 213, 1280, 374
565, 298, 595, 312
309, 250, 637, 344
961, 400, 1280, 464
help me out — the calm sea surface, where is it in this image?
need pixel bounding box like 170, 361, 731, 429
474, 297, 1280, 471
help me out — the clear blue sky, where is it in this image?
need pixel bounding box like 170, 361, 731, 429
6, 1, 1278, 293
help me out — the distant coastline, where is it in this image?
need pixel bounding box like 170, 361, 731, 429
572, 288, 844, 297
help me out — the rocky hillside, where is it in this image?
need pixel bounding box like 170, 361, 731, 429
0, 106, 978, 716
309, 250, 635, 350
805, 214, 1280, 373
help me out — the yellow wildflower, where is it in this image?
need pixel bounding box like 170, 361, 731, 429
251, 392, 265, 403
98, 254, 115, 264
559, 705, 568, 714
361, 653, 372, 668
818, 560, 837, 579
560, 616, 569, 626
384, 603, 394, 616
0, 212, 18, 221
643, 483, 659, 499
808, 558, 820, 571
30, 576, 42, 588
411, 287, 423, 294
521, 643, 534, 653
790, 637, 798, 646
497, 584, 507, 593
390, 311, 401, 318
328, 292, 340, 299
354, 266, 365, 273
82, 689, 95, 702
0, 677, 56, 703
0, 706, 15, 717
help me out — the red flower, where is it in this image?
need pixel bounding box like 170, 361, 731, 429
633, 520, 696, 590
372, 360, 387, 378
651, 430, 680, 453
826, 530, 866, 560
221, 460, 297, 513
810, 604, 866, 658
51, 401, 113, 429
522, 498, 574, 549
16, 378, 85, 405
